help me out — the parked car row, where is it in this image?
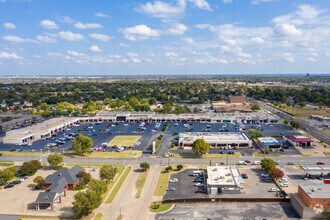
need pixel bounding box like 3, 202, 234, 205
4, 175, 28, 189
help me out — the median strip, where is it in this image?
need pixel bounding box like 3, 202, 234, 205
106, 166, 132, 204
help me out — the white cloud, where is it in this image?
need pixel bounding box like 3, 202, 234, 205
36, 35, 57, 43
296, 4, 322, 20
166, 23, 188, 35
250, 37, 265, 44
137, 0, 186, 18
251, 0, 275, 5
74, 22, 102, 29
274, 23, 301, 36
67, 50, 84, 57
3, 22, 16, 30
58, 31, 85, 41
89, 45, 101, 52
223, 0, 233, 4
182, 37, 194, 43
189, 0, 211, 11
95, 12, 109, 18
283, 53, 295, 63
39, 19, 59, 29
119, 42, 129, 47
0, 51, 21, 59
121, 24, 160, 41
3, 35, 28, 43
89, 33, 111, 42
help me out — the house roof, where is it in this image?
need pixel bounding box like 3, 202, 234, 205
229, 96, 246, 104
45, 165, 84, 185
35, 192, 57, 204
289, 135, 313, 143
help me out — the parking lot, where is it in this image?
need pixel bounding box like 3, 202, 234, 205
164, 168, 282, 201
0, 122, 162, 154
155, 202, 299, 220
166, 122, 302, 156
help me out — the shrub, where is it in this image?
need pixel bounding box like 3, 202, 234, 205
19, 160, 42, 176
53, 165, 63, 170
140, 162, 150, 171
150, 203, 160, 210
177, 164, 183, 171
74, 184, 86, 191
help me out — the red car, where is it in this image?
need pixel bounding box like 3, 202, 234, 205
241, 173, 248, 179
244, 160, 251, 164
195, 189, 207, 193
316, 162, 325, 165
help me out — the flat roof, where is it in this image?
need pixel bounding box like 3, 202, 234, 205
299, 182, 330, 199
257, 137, 280, 143
180, 132, 250, 143
4, 117, 79, 140
289, 135, 313, 143
207, 166, 240, 187
300, 166, 330, 173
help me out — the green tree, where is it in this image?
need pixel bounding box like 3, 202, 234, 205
162, 103, 172, 113
261, 158, 276, 173
72, 190, 102, 218
248, 129, 263, 139
283, 120, 288, 125
0, 167, 16, 184
76, 171, 92, 185
177, 164, 183, 171
19, 160, 42, 176
149, 97, 157, 105
88, 179, 108, 195
192, 138, 210, 155
39, 102, 50, 111
33, 176, 45, 190
251, 104, 261, 111
269, 167, 284, 180
72, 134, 93, 156
99, 165, 118, 183
165, 166, 173, 173
290, 121, 300, 129
140, 162, 150, 171
47, 153, 63, 168
129, 97, 140, 109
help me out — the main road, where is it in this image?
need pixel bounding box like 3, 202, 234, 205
1, 154, 329, 167
249, 98, 330, 145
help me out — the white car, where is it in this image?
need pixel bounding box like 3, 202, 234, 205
280, 182, 289, 187
195, 182, 204, 187
27, 142, 32, 146
169, 178, 178, 183
268, 188, 280, 192
279, 178, 288, 183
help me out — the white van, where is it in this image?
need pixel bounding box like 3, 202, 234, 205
238, 161, 246, 165
252, 161, 261, 165
192, 170, 203, 176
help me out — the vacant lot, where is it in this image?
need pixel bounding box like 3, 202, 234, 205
107, 135, 141, 147
276, 106, 330, 117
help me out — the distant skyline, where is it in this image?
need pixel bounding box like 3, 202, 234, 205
0, 0, 330, 75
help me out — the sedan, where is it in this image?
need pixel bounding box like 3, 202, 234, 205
287, 162, 295, 165
167, 187, 176, 191
195, 189, 207, 194
241, 173, 248, 179
169, 178, 178, 183
316, 162, 325, 165
4, 183, 14, 189
194, 183, 204, 187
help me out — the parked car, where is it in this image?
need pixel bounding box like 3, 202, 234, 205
167, 187, 176, 191
241, 173, 248, 179
169, 178, 178, 183
194, 182, 204, 187
195, 189, 207, 193
4, 183, 14, 189
316, 162, 325, 165
244, 160, 251, 164
279, 178, 288, 183
280, 183, 289, 187
268, 188, 280, 192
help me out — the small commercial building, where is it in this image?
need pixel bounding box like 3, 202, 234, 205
178, 132, 252, 148
288, 135, 313, 147
212, 96, 252, 113
35, 165, 84, 211
257, 137, 283, 148
309, 115, 330, 123
291, 183, 330, 219
206, 166, 244, 195
3, 117, 79, 144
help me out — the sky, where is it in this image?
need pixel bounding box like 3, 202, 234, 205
0, 0, 330, 75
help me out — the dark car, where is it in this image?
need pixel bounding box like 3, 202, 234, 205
244, 160, 251, 164
316, 162, 325, 165
4, 183, 14, 189
195, 189, 207, 193
21, 175, 28, 179
287, 162, 295, 165
10, 149, 16, 152
241, 173, 248, 179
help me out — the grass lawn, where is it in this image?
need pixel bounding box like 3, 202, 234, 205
101, 164, 125, 201
171, 152, 241, 158
273, 105, 330, 117
0, 151, 50, 157
90, 150, 142, 158
108, 135, 141, 147
252, 152, 282, 157
106, 166, 132, 204
324, 152, 330, 156
94, 213, 103, 220
0, 161, 14, 167
135, 170, 149, 199
149, 201, 174, 213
